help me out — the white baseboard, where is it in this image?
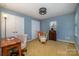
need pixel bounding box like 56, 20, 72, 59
28, 39, 75, 43
27, 39, 36, 42
27, 39, 32, 42
57, 39, 75, 43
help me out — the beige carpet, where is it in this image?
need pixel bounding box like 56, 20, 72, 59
26, 39, 79, 56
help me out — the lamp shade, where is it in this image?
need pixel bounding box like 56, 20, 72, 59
2, 13, 7, 18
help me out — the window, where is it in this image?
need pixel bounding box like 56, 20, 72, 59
50, 21, 56, 30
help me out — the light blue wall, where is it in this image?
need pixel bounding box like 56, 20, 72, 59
75, 4, 79, 46
56, 14, 75, 40
40, 13, 75, 41
0, 7, 32, 40
40, 18, 51, 32
24, 16, 32, 39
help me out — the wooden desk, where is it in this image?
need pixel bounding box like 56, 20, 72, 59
0, 38, 21, 56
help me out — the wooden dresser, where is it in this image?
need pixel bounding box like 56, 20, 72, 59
49, 30, 56, 41
0, 38, 21, 56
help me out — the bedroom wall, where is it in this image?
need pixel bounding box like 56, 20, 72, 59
0, 7, 32, 40
40, 13, 75, 42
75, 4, 79, 49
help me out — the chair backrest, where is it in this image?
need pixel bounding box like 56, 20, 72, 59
37, 32, 44, 37
37, 32, 48, 38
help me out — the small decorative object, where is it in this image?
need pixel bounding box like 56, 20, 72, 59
50, 21, 56, 31
39, 7, 47, 15
7, 38, 10, 40
11, 37, 15, 40
51, 28, 54, 31
9, 36, 15, 40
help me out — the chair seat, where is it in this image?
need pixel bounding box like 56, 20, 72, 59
39, 36, 46, 42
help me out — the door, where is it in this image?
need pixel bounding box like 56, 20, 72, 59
32, 20, 40, 39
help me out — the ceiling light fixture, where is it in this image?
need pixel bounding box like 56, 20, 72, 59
39, 7, 47, 15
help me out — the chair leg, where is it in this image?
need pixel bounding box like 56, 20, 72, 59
21, 49, 25, 56
21, 48, 27, 56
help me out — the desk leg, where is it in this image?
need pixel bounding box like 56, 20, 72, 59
2, 47, 8, 56
18, 43, 21, 56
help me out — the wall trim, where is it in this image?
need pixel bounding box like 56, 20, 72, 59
27, 39, 35, 42
57, 39, 75, 43
27, 39, 32, 42
27, 39, 75, 43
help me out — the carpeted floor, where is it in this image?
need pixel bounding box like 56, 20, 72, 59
25, 39, 79, 56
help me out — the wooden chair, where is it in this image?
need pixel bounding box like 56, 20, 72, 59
37, 32, 47, 43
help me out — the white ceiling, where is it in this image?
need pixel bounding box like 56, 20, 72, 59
0, 3, 77, 20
